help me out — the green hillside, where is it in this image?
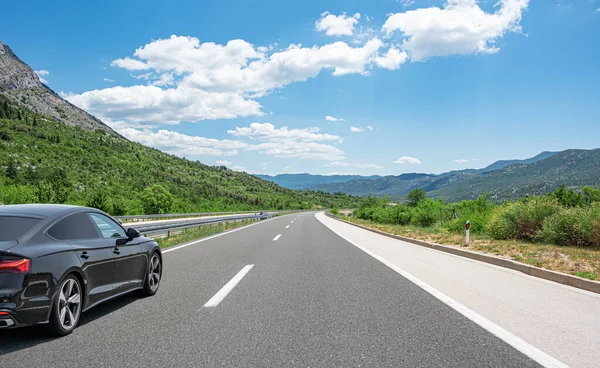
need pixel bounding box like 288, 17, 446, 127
314, 150, 600, 202
0, 96, 357, 214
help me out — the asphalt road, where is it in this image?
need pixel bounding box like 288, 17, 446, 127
0, 212, 578, 367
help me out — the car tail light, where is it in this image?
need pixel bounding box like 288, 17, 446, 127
0, 259, 30, 273
0, 312, 8, 315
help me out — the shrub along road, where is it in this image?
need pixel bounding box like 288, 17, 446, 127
2, 212, 598, 367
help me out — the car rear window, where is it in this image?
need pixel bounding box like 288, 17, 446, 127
47, 213, 101, 240
0, 216, 41, 241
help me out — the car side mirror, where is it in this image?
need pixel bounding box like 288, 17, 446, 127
126, 228, 140, 239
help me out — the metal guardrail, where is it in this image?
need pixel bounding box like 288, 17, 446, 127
115, 211, 260, 222
127, 210, 300, 237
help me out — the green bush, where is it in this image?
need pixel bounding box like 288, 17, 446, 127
141, 184, 174, 214
330, 207, 339, 215
485, 197, 560, 241
535, 207, 598, 247
486, 204, 518, 239
412, 208, 437, 227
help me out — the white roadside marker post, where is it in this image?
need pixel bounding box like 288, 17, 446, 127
465, 220, 471, 247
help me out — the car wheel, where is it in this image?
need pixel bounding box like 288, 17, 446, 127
47, 275, 83, 336
141, 252, 162, 296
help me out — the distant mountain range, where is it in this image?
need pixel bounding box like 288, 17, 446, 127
257, 150, 600, 202
255, 173, 382, 190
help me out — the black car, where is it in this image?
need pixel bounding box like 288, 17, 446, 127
0, 204, 162, 336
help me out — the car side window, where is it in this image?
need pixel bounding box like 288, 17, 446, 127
47, 213, 101, 240
88, 213, 126, 239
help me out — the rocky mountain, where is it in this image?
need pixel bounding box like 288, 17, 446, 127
313, 150, 600, 202
255, 173, 382, 190
0, 41, 116, 135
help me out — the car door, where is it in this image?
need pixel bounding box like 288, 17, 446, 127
47, 212, 115, 307
87, 213, 148, 295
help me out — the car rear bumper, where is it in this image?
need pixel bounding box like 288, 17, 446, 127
0, 309, 25, 329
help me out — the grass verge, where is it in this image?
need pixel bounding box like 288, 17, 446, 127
337, 215, 600, 281
155, 219, 256, 248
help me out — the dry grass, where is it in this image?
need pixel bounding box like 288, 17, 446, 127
342, 216, 600, 280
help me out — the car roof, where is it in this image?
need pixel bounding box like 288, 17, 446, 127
0, 204, 96, 218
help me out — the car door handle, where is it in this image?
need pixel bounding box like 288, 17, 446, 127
81, 252, 90, 259
113, 248, 121, 255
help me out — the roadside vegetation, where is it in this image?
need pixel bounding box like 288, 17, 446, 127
155, 219, 256, 248
0, 96, 358, 215
341, 187, 600, 279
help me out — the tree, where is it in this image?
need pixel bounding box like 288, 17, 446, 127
407, 188, 427, 207
87, 190, 112, 213
582, 186, 600, 205
5, 159, 18, 180
140, 184, 173, 214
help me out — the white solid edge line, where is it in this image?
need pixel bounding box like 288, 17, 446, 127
162, 215, 282, 254
203, 265, 254, 308
273, 234, 282, 241
315, 213, 569, 368
285, 225, 290, 229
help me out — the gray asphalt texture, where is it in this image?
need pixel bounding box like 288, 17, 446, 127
0, 212, 540, 367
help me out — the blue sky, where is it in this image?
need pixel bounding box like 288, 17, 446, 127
2, 0, 600, 176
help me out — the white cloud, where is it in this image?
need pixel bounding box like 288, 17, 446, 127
119, 128, 248, 157
247, 141, 345, 160
103, 78, 115, 82
35, 70, 49, 84
316, 12, 361, 36
453, 159, 469, 164
374, 47, 408, 70
111, 57, 149, 70
350, 126, 364, 132
367, 125, 374, 130
66, 85, 262, 125
382, 0, 529, 61
114, 122, 345, 161
216, 160, 232, 166
228, 122, 342, 143
394, 156, 422, 164
151, 73, 175, 86
325, 115, 345, 122
68, 35, 389, 126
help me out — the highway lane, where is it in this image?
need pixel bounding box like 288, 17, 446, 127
0, 212, 563, 367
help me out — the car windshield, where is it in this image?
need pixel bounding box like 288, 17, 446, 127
0, 216, 40, 241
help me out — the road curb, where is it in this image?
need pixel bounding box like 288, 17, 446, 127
326, 213, 600, 294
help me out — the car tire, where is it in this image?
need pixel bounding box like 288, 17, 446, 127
47, 275, 83, 336
141, 252, 162, 297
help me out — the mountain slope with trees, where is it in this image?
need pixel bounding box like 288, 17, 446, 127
314, 150, 600, 202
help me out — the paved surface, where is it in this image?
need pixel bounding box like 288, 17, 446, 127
0, 212, 587, 367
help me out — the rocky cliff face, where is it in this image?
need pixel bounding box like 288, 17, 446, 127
0, 41, 117, 135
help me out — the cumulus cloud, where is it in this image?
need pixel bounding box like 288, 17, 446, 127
66, 3, 529, 129
325, 115, 345, 122
67, 35, 391, 126
35, 70, 49, 84
216, 160, 232, 166
350, 126, 364, 132
394, 156, 422, 164
316, 12, 361, 36
67, 85, 262, 125
227, 122, 342, 143
103, 78, 115, 82
367, 125, 374, 130
453, 159, 469, 163
119, 128, 248, 157
115, 121, 345, 162
374, 47, 408, 70
382, 0, 529, 61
